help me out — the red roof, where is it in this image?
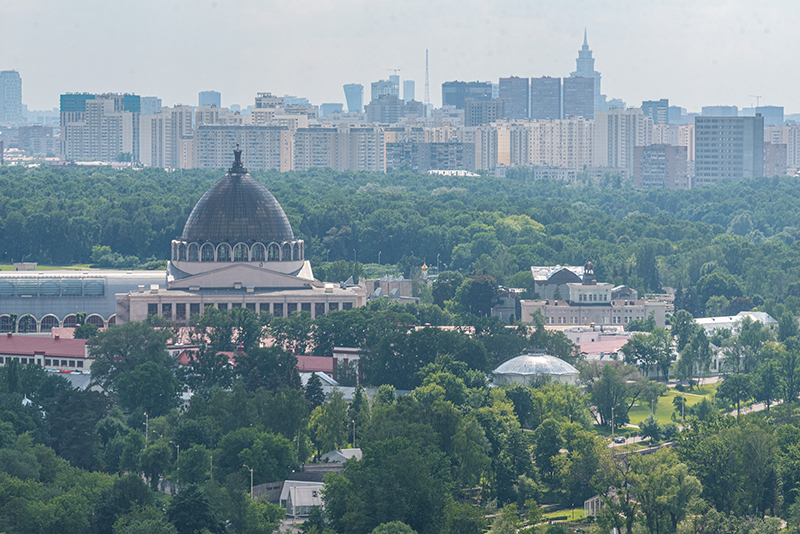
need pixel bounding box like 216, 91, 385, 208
176, 349, 236, 366
296, 355, 335, 373
0, 334, 87, 359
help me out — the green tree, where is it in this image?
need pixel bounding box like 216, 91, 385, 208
370, 521, 417, 534
138, 440, 172, 491
167, 484, 225, 534
305, 372, 326, 408
309, 391, 348, 456
94, 475, 155, 534
639, 414, 662, 442
717, 373, 753, 416
115, 361, 182, 417
177, 445, 210, 485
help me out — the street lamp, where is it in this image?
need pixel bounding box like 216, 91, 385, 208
436, 254, 440, 273
170, 441, 180, 485
353, 249, 357, 263
143, 412, 149, 445
243, 464, 254, 499
611, 406, 614, 437
352, 419, 356, 447
378, 251, 381, 265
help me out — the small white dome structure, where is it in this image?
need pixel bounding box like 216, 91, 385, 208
493, 351, 580, 386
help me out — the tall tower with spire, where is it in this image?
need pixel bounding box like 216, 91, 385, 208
570, 30, 604, 112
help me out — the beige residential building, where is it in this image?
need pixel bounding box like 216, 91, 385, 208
193, 125, 293, 172
594, 108, 654, 171
61, 94, 140, 162
140, 105, 194, 169
765, 124, 800, 169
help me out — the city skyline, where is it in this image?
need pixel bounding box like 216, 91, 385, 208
1, 0, 797, 113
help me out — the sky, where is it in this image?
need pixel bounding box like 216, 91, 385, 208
1, 0, 796, 113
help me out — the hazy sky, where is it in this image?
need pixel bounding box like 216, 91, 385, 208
1, 0, 796, 113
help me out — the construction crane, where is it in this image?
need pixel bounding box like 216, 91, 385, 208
385, 69, 401, 76
749, 95, 762, 107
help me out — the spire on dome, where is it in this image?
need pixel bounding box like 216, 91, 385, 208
583, 28, 588, 47
229, 144, 247, 175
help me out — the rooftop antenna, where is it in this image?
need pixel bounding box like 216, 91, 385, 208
424, 49, 430, 105
385, 69, 401, 76
749, 95, 762, 107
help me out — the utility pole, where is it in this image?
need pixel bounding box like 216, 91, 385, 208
144, 412, 149, 445
611, 406, 614, 437
424, 49, 430, 106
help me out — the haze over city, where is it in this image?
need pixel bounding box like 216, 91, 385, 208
1, 0, 796, 112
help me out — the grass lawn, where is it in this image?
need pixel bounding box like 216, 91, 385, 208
541, 507, 585, 521
628, 382, 718, 425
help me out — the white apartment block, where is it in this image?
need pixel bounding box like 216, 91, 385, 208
62, 96, 139, 162
765, 124, 800, 169
193, 125, 293, 172
140, 106, 194, 169
594, 108, 654, 171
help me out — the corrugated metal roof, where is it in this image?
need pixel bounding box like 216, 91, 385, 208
0, 334, 87, 358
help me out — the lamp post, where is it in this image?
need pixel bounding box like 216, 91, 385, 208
170, 441, 180, 485
436, 254, 440, 273
326, 250, 329, 263
352, 419, 356, 447
144, 412, 149, 445
611, 406, 614, 437
353, 249, 357, 263
378, 251, 381, 265
210, 454, 213, 480
244, 464, 254, 499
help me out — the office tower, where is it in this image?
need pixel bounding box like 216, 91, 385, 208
642, 99, 669, 124
371, 80, 398, 101
633, 145, 689, 189
499, 77, 529, 120
343, 84, 364, 113
283, 95, 311, 106
530, 77, 561, 120
199, 91, 221, 108
140, 105, 194, 169
0, 70, 23, 124
140, 96, 162, 115
465, 98, 504, 127
60, 93, 140, 162
563, 77, 594, 119
756, 106, 784, 127
702, 105, 738, 117
320, 103, 344, 118
594, 108, 654, 171
668, 106, 686, 124
441, 81, 493, 110
403, 80, 415, 102
694, 115, 764, 184
570, 30, 603, 112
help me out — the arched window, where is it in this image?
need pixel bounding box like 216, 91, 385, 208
292, 243, 300, 261
86, 315, 105, 327
179, 243, 187, 261
268, 243, 280, 261
63, 315, 77, 328
299, 242, 304, 260
108, 315, 116, 326
41, 315, 59, 332
188, 243, 199, 262
282, 243, 292, 261
0, 316, 12, 333
18, 315, 37, 333
234, 243, 249, 262
251, 243, 266, 262
201, 243, 215, 262
217, 243, 232, 262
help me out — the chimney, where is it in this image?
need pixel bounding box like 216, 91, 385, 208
6, 333, 11, 338
54, 335, 60, 341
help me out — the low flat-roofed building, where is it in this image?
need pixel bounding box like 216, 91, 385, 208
0, 332, 91, 371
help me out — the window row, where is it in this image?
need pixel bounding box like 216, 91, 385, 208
0, 356, 84, 368
172, 241, 304, 263
148, 301, 354, 320
0, 313, 112, 333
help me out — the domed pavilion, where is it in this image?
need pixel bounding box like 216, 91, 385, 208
493, 350, 580, 386
116, 148, 366, 323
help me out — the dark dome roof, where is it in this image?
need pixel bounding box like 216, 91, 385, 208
181, 163, 294, 244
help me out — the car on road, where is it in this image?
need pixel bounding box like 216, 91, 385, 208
614, 436, 626, 444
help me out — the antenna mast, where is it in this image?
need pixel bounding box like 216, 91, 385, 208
424, 49, 430, 105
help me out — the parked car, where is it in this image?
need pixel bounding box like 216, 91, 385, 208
614, 436, 626, 444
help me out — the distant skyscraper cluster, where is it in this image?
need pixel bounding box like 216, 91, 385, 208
1, 32, 798, 189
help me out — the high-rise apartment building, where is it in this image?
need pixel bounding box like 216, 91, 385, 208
499, 77, 529, 120
642, 99, 669, 124
255, 92, 284, 109
694, 115, 764, 184
563, 77, 594, 119
371, 80, 399, 101
60, 93, 140, 162
293, 125, 384, 173
194, 125, 292, 172
594, 108, 654, 171
320, 103, 343, 118
570, 31, 603, 112
140, 105, 194, 169
365, 95, 404, 124
403, 80, 415, 102
633, 145, 689, 189
140, 97, 163, 115
764, 142, 788, 177
0, 71, 23, 124
199, 91, 221, 108
530, 77, 562, 120
343, 84, 364, 113
765, 124, 800, 168
386, 142, 474, 172
442, 81, 493, 110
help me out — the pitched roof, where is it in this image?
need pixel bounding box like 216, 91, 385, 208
0, 334, 87, 359
296, 355, 334, 373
